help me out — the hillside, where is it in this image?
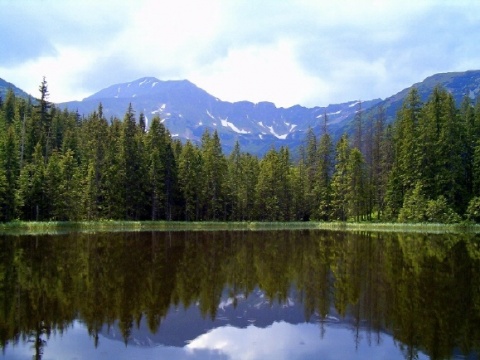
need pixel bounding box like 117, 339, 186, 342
0, 77, 32, 101
337, 70, 480, 137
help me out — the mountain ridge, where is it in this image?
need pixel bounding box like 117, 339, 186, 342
59, 76, 381, 154
3, 70, 480, 155
339, 69, 480, 136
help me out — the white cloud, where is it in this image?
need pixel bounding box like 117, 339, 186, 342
2, 0, 480, 107
189, 40, 326, 107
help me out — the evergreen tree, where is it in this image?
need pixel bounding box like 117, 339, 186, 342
255, 148, 282, 221
398, 181, 427, 223
385, 89, 422, 219
178, 140, 202, 221
103, 119, 126, 219
200, 130, 227, 220
353, 101, 363, 153
2, 89, 15, 125
460, 96, 476, 200
434, 90, 464, 211
34, 77, 54, 161
331, 134, 351, 221
0, 126, 19, 220
371, 106, 389, 219
121, 104, 147, 220
312, 114, 334, 221
346, 148, 367, 221
227, 141, 242, 220
303, 127, 318, 219
16, 143, 46, 220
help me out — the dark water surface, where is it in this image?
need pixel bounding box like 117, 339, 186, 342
1, 230, 479, 359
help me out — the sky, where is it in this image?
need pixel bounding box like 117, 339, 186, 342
1, 0, 480, 108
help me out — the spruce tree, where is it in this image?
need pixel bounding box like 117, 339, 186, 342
313, 117, 334, 221
200, 130, 227, 220
331, 134, 350, 221
178, 140, 202, 221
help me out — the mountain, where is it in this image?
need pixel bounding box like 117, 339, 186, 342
337, 70, 480, 137
7, 70, 479, 155
0, 77, 32, 101
59, 77, 381, 155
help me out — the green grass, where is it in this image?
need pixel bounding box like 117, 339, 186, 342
1, 220, 479, 235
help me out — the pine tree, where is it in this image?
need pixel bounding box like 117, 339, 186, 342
460, 96, 476, 198
1, 126, 19, 220
371, 106, 389, 219
255, 148, 282, 221
239, 152, 260, 221
346, 148, 367, 221
178, 140, 203, 221
313, 114, 334, 221
303, 127, 318, 219
278, 146, 293, 220
200, 130, 227, 220
103, 119, 126, 219
3, 89, 15, 125
227, 141, 242, 220
331, 134, 351, 221
35, 77, 53, 161
434, 90, 464, 211
121, 104, 147, 220
385, 89, 422, 219
16, 143, 45, 220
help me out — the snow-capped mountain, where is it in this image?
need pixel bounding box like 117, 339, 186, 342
59, 77, 381, 155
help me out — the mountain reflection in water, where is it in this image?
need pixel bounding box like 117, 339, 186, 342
1, 230, 479, 359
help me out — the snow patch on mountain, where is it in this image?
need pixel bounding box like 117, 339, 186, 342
220, 118, 249, 134
206, 110, 215, 120
267, 125, 288, 139
327, 110, 342, 116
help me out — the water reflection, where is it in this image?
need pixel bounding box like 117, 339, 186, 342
1, 230, 479, 359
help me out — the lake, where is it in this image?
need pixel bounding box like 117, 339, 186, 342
1, 229, 479, 359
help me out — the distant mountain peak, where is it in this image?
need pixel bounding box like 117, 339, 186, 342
82, 77, 205, 102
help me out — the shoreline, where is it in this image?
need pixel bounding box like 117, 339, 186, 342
1, 220, 479, 235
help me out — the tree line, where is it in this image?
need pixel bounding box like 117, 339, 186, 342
1, 78, 480, 222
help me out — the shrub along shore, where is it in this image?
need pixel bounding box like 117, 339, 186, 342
1, 220, 479, 235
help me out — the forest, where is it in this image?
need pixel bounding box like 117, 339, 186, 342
1, 78, 480, 223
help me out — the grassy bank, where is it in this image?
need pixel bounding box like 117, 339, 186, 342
1, 220, 480, 235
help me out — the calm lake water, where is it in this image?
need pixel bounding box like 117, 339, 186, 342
1, 230, 479, 360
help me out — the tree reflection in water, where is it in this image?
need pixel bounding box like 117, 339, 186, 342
1, 230, 479, 359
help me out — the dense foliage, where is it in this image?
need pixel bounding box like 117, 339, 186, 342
1, 79, 480, 222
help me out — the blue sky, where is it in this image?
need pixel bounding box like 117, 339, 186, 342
1, 0, 480, 107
